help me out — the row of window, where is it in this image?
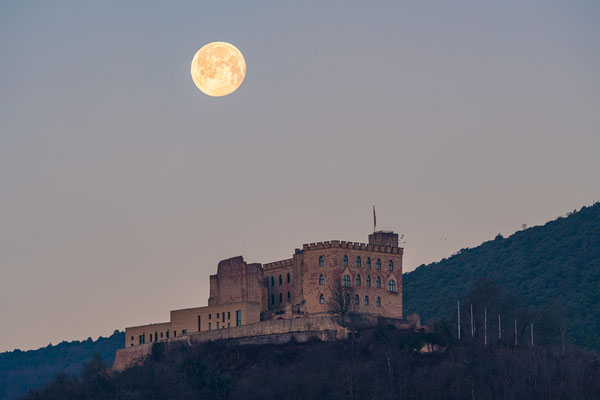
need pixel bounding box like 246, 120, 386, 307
271, 291, 292, 305
133, 310, 243, 346
270, 273, 291, 287
318, 273, 396, 292
320, 255, 394, 271
204, 310, 242, 330
343, 274, 396, 292
319, 293, 382, 307
136, 329, 178, 345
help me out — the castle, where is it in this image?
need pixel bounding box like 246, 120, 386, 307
117, 230, 411, 368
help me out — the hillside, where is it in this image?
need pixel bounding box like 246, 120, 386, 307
3, 202, 599, 398
20, 327, 600, 400
403, 202, 600, 350
0, 331, 124, 400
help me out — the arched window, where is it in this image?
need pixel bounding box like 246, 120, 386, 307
279, 275, 282, 285
366, 275, 372, 287
356, 274, 361, 286
366, 257, 371, 268
356, 256, 361, 267
388, 280, 396, 292
376, 297, 381, 307
345, 294, 350, 304
279, 293, 282, 303
376, 276, 381, 288
287, 273, 290, 283
364, 296, 369, 306
319, 274, 324, 285
271, 294, 274, 305
343, 255, 348, 266
343, 274, 351, 287
271, 276, 274, 286
320, 294, 325, 304
354, 295, 359, 305
388, 260, 393, 271
319, 255, 324, 267
376, 259, 381, 270
287, 291, 291, 300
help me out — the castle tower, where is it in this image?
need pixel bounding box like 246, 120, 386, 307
368, 231, 399, 247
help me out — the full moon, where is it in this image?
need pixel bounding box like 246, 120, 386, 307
191, 42, 246, 97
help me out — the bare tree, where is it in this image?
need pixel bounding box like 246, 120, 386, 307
560, 317, 567, 356
326, 276, 356, 320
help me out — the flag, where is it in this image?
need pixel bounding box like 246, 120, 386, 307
373, 206, 377, 232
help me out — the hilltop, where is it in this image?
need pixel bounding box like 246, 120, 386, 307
403, 202, 600, 349
3, 202, 600, 399
19, 326, 600, 400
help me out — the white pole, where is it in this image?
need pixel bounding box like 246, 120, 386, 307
471, 304, 474, 338
457, 300, 461, 340
498, 314, 501, 341
484, 308, 487, 347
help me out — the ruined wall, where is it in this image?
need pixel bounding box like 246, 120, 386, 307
208, 256, 267, 309
113, 343, 152, 371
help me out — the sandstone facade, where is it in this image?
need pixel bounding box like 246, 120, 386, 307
124, 230, 404, 349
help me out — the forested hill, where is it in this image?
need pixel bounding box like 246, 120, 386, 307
403, 202, 600, 350
0, 331, 123, 400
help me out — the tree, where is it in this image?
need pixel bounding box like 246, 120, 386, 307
326, 276, 355, 319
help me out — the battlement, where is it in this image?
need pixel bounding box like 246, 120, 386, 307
263, 258, 294, 270
120, 226, 405, 358
302, 240, 402, 254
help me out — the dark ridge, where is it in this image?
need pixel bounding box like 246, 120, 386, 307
0, 331, 124, 400
404, 202, 600, 350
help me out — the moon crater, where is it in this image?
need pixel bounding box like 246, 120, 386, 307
191, 42, 246, 97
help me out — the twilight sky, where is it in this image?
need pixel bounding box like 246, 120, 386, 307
1, 0, 599, 352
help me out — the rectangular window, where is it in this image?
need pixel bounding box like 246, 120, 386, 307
198, 315, 201, 331
228, 312, 231, 320
217, 322, 220, 329
160, 332, 163, 338
182, 329, 187, 334
166, 330, 170, 339
209, 313, 212, 320
131, 336, 134, 341
217, 313, 219, 318
228, 323, 230, 328
174, 331, 177, 337
139, 334, 145, 345
236, 310, 242, 327
209, 323, 212, 330
222, 313, 225, 322
150, 334, 153, 342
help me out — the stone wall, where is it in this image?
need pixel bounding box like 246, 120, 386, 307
114, 316, 351, 371
299, 243, 403, 319
125, 322, 171, 348
171, 301, 262, 334
263, 259, 295, 311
